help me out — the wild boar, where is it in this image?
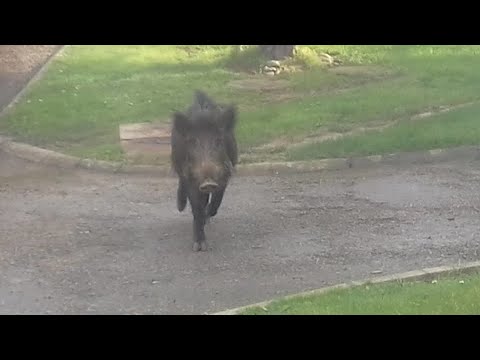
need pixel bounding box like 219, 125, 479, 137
170, 90, 238, 251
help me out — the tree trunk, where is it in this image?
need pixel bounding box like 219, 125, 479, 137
259, 45, 296, 60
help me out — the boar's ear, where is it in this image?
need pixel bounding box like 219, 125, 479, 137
194, 90, 216, 110
172, 111, 190, 136
221, 104, 237, 132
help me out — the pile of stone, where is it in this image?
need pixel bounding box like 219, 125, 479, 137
261, 60, 282, 76
319, 52, 342, 66
260, 52, 343, 76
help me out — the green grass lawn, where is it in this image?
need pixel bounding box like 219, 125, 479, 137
1, 45, 480, 163
287, 101, 480, 161
239, 271, 480, 315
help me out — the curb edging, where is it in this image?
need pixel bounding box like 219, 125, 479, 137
209, 260, 480, 315
1, 137, 479, 177
235, 145, 480, 176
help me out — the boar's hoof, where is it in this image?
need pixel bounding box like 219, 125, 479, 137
192, 242, 201, 252
193, 241, 208, 252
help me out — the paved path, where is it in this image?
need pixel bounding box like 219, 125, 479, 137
0, 45, 61, 113
1, 150, 479, 314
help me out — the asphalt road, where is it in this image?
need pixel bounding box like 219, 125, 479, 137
1, 151, 479, 314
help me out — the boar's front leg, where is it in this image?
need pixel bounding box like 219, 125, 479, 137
188, 189, 209, 252
206, 187, 225, 219
177, 178, 188, 212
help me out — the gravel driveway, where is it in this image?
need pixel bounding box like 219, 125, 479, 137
1, 151, 479, 314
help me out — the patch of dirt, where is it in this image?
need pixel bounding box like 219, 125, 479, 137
227, 77, 304, 106
0, 45, 62, 114
228, 78, 290, 92
119, 122, 171, 141
410, 101, 478, 120
228, 65, 403, 107
120, 140, 172, 165
327, 65, 394, 77
118, 121, 172, 165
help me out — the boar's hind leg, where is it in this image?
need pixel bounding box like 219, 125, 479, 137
177, 179, 188, 212
189, 191, 210, 252
206, 188, 225, 219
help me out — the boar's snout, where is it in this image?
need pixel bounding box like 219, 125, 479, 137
199, 180, 219, 193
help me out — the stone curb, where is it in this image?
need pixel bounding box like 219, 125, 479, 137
1, 135, 479, 177
209, 260, 480, 315
0, 45, 67, 118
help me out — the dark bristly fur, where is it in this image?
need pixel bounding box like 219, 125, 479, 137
170, 90, 238, 252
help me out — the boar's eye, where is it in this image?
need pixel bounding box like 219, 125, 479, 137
214, 137, 223, 147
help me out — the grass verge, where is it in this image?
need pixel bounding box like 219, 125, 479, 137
1, 45, 480, 163
286, 101, 480, 161
239, 270, 480, 315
